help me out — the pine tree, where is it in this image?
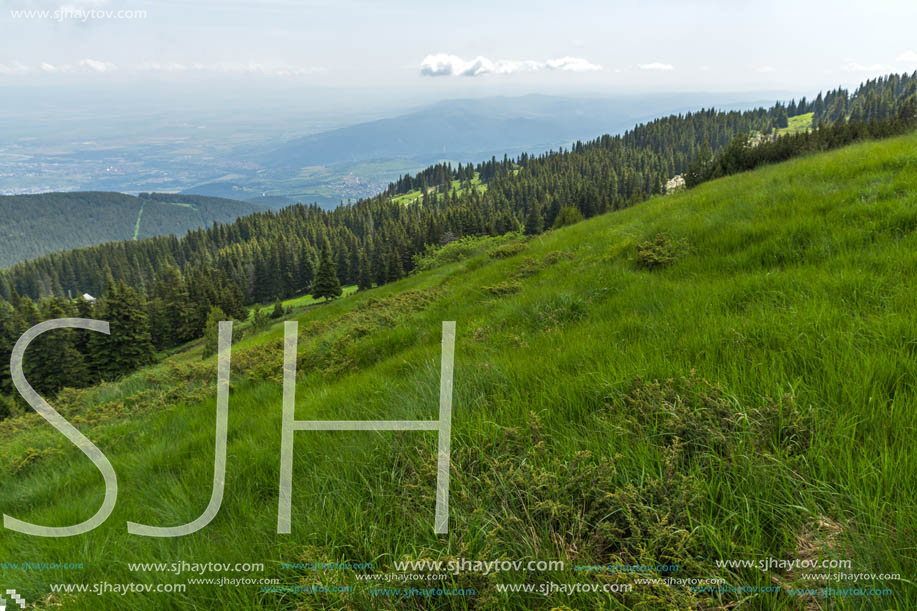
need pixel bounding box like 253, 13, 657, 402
156, 266, 196, 346
371, 245, 387, 287
0, 299, 21, 398
385, 247, 404, 282
88, 281, 155, 382
312, 245, 342, 302
524, 205, 544, 236
357, 249, 372, 291
251, 304, 269, 332
270, 299, 285, 319
684, 140, 714, 187
775, 107, 789, 128
201, 306, 227, 360
26, 297, 88, 395
202, 306, 244, 360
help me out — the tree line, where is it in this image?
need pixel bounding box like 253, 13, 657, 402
685, 108, 917, 188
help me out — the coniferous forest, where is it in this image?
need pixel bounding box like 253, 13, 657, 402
0, 72, 915, 413
0, 192, 260, 268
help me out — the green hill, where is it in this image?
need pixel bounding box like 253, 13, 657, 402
0, 192, 260, 268
2, 132, 916, 609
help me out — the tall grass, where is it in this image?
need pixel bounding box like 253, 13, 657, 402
2, 132, 916, 609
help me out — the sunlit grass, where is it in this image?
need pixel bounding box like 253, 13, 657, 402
776, 112, 814, 136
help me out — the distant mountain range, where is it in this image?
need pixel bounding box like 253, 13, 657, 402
184, 93, 779, 202
0, 192, 259, 268
261, 94, 777, 167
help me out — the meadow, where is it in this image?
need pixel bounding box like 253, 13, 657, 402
1, 131, 916, 609
776, 112, 814, 136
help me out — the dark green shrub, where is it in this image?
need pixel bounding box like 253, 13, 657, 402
635, 233, 689, 270
551, 206, 585, 229
488, 241, 526, 258
482, 281, 522, 296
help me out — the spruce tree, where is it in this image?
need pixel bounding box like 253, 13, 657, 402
524, 205, 544, 236
202, 306, 227, 360
27, 297, 88, 394
0, 300, 20, 398
371, 245, 387, 287
202, 306, 244, 359
251, 304, 269, 332
312, 245, 342, 302
357, 249, 372, 291
88, 281, 155, 382
385, 248, 404, 282
775, 107, 789, 128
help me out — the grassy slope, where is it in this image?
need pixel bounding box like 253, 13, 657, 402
2, 133, 917, 610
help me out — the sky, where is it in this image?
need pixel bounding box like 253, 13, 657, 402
1, 0, 917, 109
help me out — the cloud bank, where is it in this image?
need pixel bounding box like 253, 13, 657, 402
638, 62, 674, 71
0, 61, 30, 75
420, 54, 601, 77
78, 58, 117, 72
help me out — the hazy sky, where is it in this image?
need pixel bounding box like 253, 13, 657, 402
2, 0, 916, 103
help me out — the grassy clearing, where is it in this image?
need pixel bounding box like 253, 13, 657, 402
2, 132, 917, 609
247, 286, 359, 320
391, 174, 487, 206
777, 112, 814, 136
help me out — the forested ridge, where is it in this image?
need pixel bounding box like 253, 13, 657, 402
0, 191, 259, 268
0, 72, 914, 412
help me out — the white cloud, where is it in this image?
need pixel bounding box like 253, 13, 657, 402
40, 62, 57, 72
78, 58, 117, 72
419, 53, 601, 77
842, 61, 891, 73
0, 61, 30, 75
545, 56, 602, 72
638, 62, 674, 71
420, 55, 488, 76
896, 50, 917, 63
756, 65, 776, 73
